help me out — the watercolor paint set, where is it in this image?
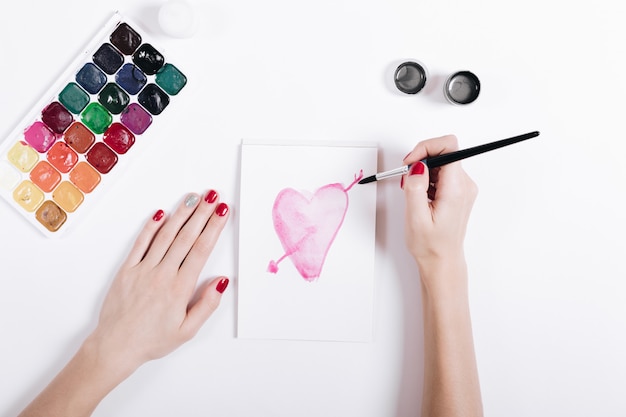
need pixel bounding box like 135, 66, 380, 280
0, 12, 187, 237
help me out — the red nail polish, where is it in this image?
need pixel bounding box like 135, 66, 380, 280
152, 209, 164, 221
216, 277, 229, 294
205, 189, 218, 203
410, 162, 425, 176
400, 176, 404, 189
216, 202, 229, 217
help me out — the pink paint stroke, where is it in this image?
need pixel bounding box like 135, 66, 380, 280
267, 170, 364, 281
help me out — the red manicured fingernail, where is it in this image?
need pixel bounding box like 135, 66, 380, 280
205, 189, 218, 203
152, 209, 164, 221
216, 277, 229, 293
400, 176, 404, 189
410, 162, 425, 176
216, 202, 229, 217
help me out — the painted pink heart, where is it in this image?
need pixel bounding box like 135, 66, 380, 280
268, 171, 362, 281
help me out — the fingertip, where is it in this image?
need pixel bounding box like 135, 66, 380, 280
183, 277, 228, 337
198, 276, 228, 313
204, 189, 218, 204
124, 208, 167, 266
184, 193, 201, 208
152, 209, 165, 222
403, 165, 433, 225
401, 161, 427, 191
215, 277, 229, 294
404, 162, 430, 189
215, 202, 229, 218
409, 161, 426, 176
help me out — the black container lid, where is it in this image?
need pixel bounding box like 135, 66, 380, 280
394, 61, 428, 94
444, 71, 480, 104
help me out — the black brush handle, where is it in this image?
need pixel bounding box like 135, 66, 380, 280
425, 131, 540, 168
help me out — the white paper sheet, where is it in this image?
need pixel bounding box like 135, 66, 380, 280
237, 141, 378, 342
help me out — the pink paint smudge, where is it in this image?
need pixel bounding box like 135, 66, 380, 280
267, 170, 363, 281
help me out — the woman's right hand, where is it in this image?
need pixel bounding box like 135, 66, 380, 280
401, 135, 478, 290
403, 135, 484, 417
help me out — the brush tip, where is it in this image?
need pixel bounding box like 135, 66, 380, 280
358, 175, 376, 184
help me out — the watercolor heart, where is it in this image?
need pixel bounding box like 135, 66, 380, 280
268, 171, 362, 281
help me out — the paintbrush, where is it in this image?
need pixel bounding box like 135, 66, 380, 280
358, 131, 540, 184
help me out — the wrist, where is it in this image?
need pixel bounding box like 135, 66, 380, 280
82, 331, 141, 387
18, 334, 140, 417
411, 242, 465, 269
415, 253, 469, 301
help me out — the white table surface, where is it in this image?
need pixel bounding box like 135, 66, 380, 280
1, 0, 625, 416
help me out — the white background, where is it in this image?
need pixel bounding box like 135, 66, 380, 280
1, 0, 625, 416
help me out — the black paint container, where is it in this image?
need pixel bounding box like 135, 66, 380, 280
443, 70, 480, 105
394, 61, 428, 94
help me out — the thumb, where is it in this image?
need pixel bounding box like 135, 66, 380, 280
403, 161, 431, 224
182, 276, 229, 338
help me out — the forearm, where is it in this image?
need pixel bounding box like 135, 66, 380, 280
418, 258, 483, 417
18, 335, 136, 417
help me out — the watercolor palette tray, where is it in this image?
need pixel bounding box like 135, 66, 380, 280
0, 12, 187, 238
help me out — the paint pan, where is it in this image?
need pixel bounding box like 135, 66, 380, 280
0, 12, 187, 237
394, 61, 428, 95
443, 70, 480, 105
